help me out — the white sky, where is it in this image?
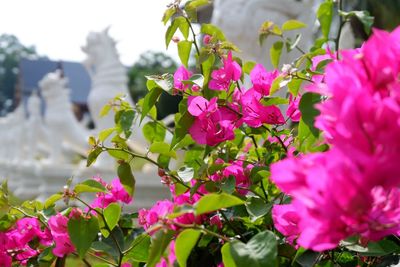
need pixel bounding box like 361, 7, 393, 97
0, 0, 179, 65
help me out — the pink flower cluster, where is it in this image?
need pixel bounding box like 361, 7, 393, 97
210, 157, 253, 195
173, 57, 294, 146
0, 211, 78, 266
138, 181, 205, 232
48, 213, 76, 257
0, 218, 51, 266
271, 27, 400, 251
89, 177, 133, 209
188, 96, 240, 146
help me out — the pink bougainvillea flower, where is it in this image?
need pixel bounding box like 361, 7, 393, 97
286, 93, 301, 122
239, 88, 285, 127
89, 177, 132, 209
187, 96, 218, 118
48, 214, 76, 257
188, 96, 240, 146
210, 214, 223, 229
7, 218, 45, 245
250, 64, 279, 96
209, 51, 241, 91
272, 204, 301, 246
210, 157, 252, 195
173, 65, 192, 92
271, 148, 400, 251
138, 199, 175, 231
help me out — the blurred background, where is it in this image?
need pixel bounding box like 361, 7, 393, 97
0, 0, 399, 118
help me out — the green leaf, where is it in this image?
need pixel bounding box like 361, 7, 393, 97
147, 230, 174, 267
142, 121, 166, 143
201, 24, 226, 41
99, 104, 111, 117
98, 127, 115, 142
124, 234, 151, 262
246, 197, 271, 221
221, 175, 236, 194
262, 97, 289, 106
87, 147, 102, 167
162, 7, 176, 25
68, 216, 100, 258
104, 203, 121, 231
185, 0, 210, 12
294, 248, 320, 267
343, 239, 400, 256
177, 167, 194, 183
165, 17, 189, 48
178, 40, 192, 68
317, 0, 333, 39
222, 243, 238, 267
149, 141, 177, 159
195, 193, 244, 215
182, 74, 204, 88
288, 78, 302, 96
107, 149, 130, 161
282, 20, 307, 31
299, 92, 321, 137
75, 179, 107, 194
201, 53, 215, 85
44, 193, 63, 208
220, 41, 241, 52
176, 229, 201, 267
259, 21, 282, 45
119, 110, 135, 132
117, 162, 136, 196
171, 111, 194, 149
243, 61, 256, 75
140, 87, 163, 122
249, 166, 269, 184
269, 75, 284, 96
146, 74, 174, 94
270, 41, 283, 68
339, 10, 374, 35
230, 230, 277, 267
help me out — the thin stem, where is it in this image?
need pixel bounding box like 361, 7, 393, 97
74, 197, 124, 265
9, 206, 49, 230
250, 136, 261, 161
82, 258, 92, 267
102, 146, 191, 191
335, 0, 345, 57
172, 221, 232, 242
219, 210, 246, 242
185, 16, 203, 74
262, 126, 288, 153
279, 34, 308, 55
71, 253, 92, 267
260, 181, 268, 201
87, 251, 118, 266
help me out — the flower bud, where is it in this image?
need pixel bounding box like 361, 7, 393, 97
203, 34, 212, 45
172, 36, 180, 43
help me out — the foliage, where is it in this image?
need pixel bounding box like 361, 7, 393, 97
1, 0, 400, 267
128, 51, 181, 119
0, 34, 40, 116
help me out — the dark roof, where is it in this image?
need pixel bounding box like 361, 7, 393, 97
19, 58, 91, 104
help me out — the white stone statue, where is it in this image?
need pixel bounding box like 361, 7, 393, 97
39, 70, 90, 163
25, 91, 45, 161
81, 28, 157, 160
212, 0, 316, 70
